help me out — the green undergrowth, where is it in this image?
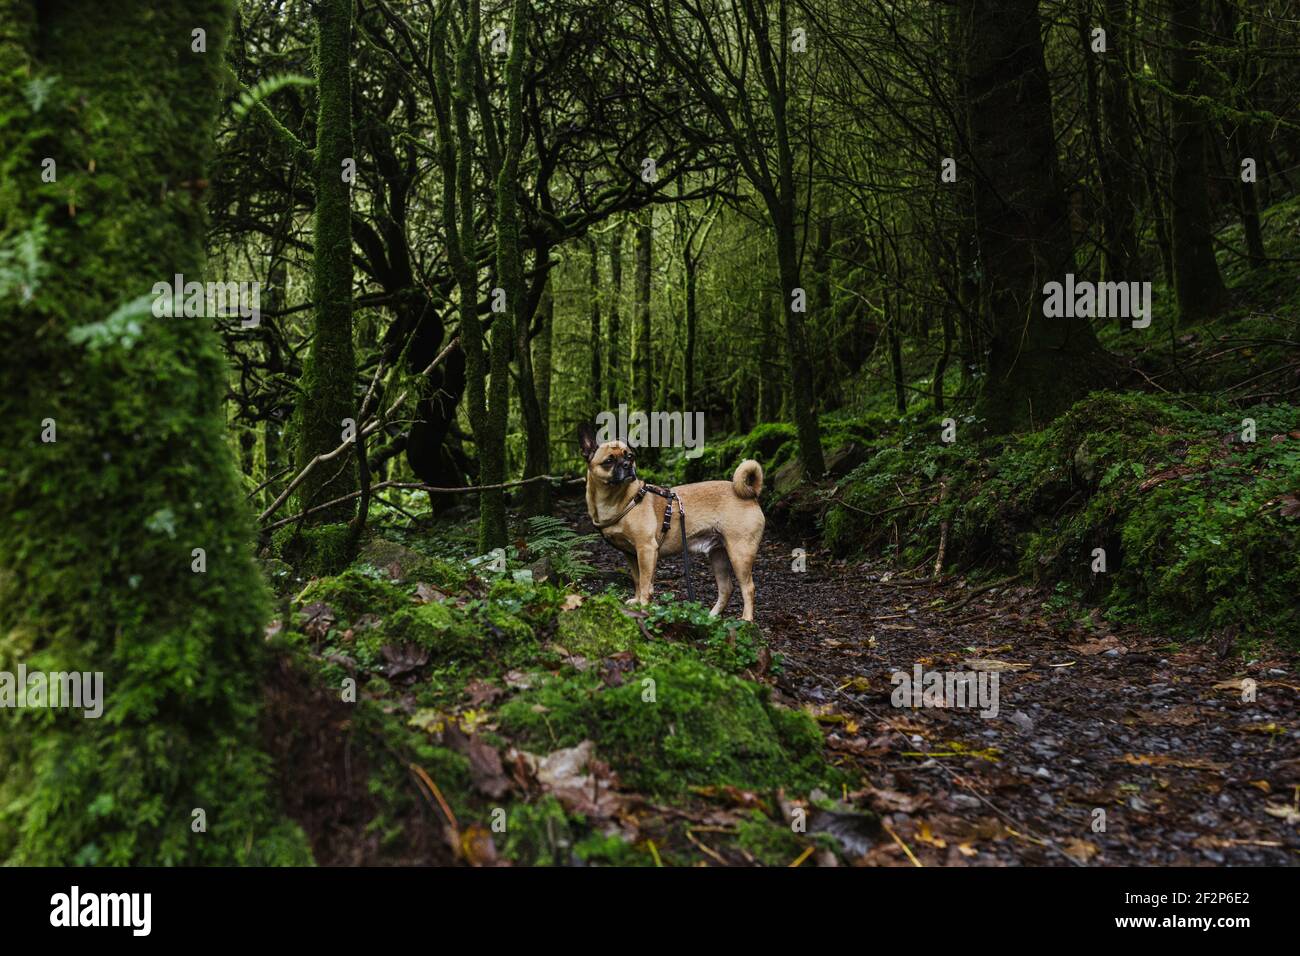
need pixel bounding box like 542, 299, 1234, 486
268, 533, 857, 865
652, 413, 884, 487
822, 391, 1300, 642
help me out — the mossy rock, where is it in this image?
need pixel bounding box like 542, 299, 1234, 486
272, 522, 354, 576
368, 602, 483, 663
296, 568, 410, 622
498, 658, 837, 796
554, 594, 644, 659
353, 537, 470, 592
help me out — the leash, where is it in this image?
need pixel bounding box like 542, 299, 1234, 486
591, 481, 696, 604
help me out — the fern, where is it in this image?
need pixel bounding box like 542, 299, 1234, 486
233, 73, 315, 121
523, 515, 598, 582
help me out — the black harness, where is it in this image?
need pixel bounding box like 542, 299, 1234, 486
592, 481, 696, 604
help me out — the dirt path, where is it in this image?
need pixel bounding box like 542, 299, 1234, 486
560, 496, 1300, 866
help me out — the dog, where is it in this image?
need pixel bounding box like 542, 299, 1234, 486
578, 422, 765, 621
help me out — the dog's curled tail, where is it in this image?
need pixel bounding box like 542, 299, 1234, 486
732, 459, 763, 500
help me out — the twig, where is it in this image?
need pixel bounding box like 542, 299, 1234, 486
788, 846, 815, 868
940, 574, 1022, 614
246, 466, 292, 500
258, 337, 459, 524
261, 475, 584, 532
408, 761, 458, 832
880, 819, 922, 867
932, 480, 950, 578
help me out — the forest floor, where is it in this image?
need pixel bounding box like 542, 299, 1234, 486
555, 495, 1300, 866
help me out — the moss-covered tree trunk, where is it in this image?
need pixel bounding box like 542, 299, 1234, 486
485, 0, 528, 540
1167, 0, 1229, 322
534, 278, 554, 470
634, 210, 653, 409
516, 235, 550, 518
606, 218, 626, 408
633, 209, 655, 461
587, 237, 602, 416
961, 0, 1104, 432
0, 0, 308, 864
294, 0, 357, 522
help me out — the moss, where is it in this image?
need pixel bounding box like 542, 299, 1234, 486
296, 567, 410, 622
498, 658, 838, 796
573, 831, 649, 866
502, 796, 576, 866
735, 810, 807, 866
554, 593, 643, 659
272, 522, 353, 576
293, 0, 357, 523
353, 537, 469, 591
365, 603, 481, 664
822, 392, 1300, 642
0, 0, 309, 865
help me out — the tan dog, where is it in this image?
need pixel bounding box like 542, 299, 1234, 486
578, 423, 765, 621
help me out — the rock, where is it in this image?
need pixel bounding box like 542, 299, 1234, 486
1072, 437, 1098, 484
1009, 710, 1035, 734
772, 458, 805, 496
824, 442, 866, 478
528, 555, 558, 585
356, 537, 429, 580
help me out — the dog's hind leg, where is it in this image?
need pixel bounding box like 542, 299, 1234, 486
708, 548, 733, 617
724, 540, 756, 622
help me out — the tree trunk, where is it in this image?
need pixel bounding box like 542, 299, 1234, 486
520, 270, 553, 516
684, 250, 698, 412
294, 0, 357, 522
607, 219, 626, 408
634, 210, 653, 416
772, 210, 826, 475
1168, 0, 1229, 322
484, 0, 528, 543
1217, 0, 1266, 269
960, 0, 1104, 432
0, 0, 309, 864
1099, 0, 1139, 285
633, 209, 655, 461
757, 290, 783, 422
588, 237, 602, 415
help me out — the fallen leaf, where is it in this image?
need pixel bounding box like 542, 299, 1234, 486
1118, 753, 1227, 771
962, 659, 1031, 673
459, 824, 499, 866
464, 679, 504, 707
1263, 804, 1300, 825
413, 581, 446, 604
1062, 838, 1099, 863
300, 602, 335, 639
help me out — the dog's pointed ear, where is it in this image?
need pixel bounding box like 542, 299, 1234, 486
577, 421, 599, 461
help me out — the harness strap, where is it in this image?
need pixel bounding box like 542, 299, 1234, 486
591, 480, 696, 604
590, 482, 648, 529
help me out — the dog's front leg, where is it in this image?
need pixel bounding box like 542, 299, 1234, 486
624, 554, 640, 605
634, 543, 658, 605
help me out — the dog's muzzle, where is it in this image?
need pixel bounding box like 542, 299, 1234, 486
608, 461, 637, 484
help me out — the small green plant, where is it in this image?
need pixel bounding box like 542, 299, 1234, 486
523, 515, 598, 583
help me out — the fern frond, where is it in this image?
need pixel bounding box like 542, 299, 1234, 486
233, 73, 315, 121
